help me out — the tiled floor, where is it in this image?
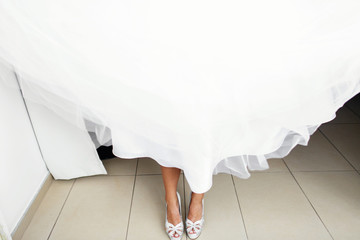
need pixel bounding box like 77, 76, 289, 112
20, 98, 360, 240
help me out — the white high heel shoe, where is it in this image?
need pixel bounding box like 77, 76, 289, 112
165, 192, 184, 240
186, 192, 204, 240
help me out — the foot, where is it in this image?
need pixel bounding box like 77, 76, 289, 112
186, 192, 204, 239
165, 192, 184, 240
187, 192, 204, 223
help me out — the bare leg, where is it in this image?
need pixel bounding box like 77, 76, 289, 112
161, 166, 182, 225
187, 192, 204, 222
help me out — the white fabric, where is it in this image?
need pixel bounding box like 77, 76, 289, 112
1, 0, 360, 193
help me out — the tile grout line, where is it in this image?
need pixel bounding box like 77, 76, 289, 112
136, 173, 163, 176
324, 123, 360, 125
125, 158, 139, 240
345, 103, 360, 120
231, 175, 249, 240
290, 169, 355, 173
282, 160, 335, 240
250, 169, 355, 174
319, 129, 358, 171
182, 171, 186, 219
182, 172, 188, 240
46, 179, 76, 240
331, 104, 360, 173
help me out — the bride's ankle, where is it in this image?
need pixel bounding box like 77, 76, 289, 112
190, 193, 204, 203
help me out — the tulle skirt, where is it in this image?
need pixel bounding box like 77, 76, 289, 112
1, 0, 360, 193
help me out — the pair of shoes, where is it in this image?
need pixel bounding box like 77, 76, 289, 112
185, 192, 204, 240
165, 192, 184, 240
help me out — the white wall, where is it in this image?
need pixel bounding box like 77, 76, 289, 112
0, 65, 49, 236
0, 64, 107, 239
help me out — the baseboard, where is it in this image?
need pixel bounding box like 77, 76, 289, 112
11, 174, 54, 240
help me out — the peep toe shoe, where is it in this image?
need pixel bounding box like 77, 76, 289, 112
185, 192, 204, 239
165, 192, 184, 240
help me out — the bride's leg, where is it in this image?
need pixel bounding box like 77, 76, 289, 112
187, 192, 204, 222
161, 166, 182, 225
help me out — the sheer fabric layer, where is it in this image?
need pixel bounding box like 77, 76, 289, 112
1, 0, 360, 193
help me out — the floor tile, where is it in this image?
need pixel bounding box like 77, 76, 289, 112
137, 157, 162, 175
137, 157, 183, 175
254, 158, 289, 173
320, 124, 360, 170
294, 171, 360, 240
266, 158, 289, 172
284, 131, 353, 171
48, 176, 134, 240
345, 93, 360, 117
326, 106, 360, 124
21, 180, 74, 240
233, 172, 332, 240
102, 157, 137, 175
127, 174, 185, 240
184, 174, 247, 240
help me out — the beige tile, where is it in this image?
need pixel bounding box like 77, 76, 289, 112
294, 171, 360, 240
14, 174, 53, 240
21, 180, 74, 240
251, 158, 289, 173
137, 157, 183, 175
184, 174, 247, 240
233, 172, 332, 240
102, 157, 137, 175
320, 124, 360, 170
345, 94, 360, 116
127, 174, 185, 240
284, 131, 353, 171
48, 176, 134, 240
326, 106, 360, 124
137, 157, 162, 175
267, 158, 289, 172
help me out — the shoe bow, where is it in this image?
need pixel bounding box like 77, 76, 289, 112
166, 222, 184, 239
186, 218, 204, 235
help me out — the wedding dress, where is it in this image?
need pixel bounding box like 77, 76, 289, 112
1, 0, 360, 193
